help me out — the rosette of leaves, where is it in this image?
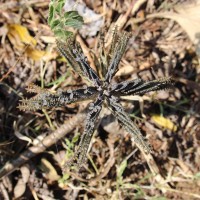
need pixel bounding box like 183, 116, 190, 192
18, 28, 174, 171
48, 0, 84, 40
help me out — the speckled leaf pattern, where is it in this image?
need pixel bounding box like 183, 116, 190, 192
64, 93, 103, 169
18, 86, 98, 111
107, 95, 152, 153
19, 29, 174, 171
111, 77, 173, 96
105, 31, 130, 83
56, 39, 101, 87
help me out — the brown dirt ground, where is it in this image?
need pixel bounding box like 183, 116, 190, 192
0, 0, 200, 199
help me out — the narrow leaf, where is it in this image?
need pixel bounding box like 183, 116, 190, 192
18, 85, 98, 111
105, 31, 130, 83
111, 77, 174, 96
56, 39, 101, 86
63, 93, 103, 170
48, 4, 55, 25
107, 95, 152, 153
117, 159, 127, 178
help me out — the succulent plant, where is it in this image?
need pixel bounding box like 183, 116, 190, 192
18, 28, 173, 171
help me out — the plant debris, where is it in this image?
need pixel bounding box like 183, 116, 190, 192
0, 0, 200, 199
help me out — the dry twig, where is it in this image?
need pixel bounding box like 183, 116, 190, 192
0, 113, 85, 179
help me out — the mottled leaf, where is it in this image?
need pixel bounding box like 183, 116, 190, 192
111, 77, 173, 96
18, 27, 175, 173
105, 31, 130, 83
63, 93, 103, 170
107, 95, 152, 153
18, 85, 98, 111
56, 39, 101, 86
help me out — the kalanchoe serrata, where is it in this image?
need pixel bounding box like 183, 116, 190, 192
18, 29, 174, 171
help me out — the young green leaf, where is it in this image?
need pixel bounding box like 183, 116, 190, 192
48, 4, 55, 25
50, 19, 61, 30
48, 1, 84, 39
54, 29, 73, 39
55, 1, 65, 14
64, 11, 84, 29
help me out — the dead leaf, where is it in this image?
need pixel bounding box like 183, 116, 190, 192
131, 0, 147, 15
147, 1, 200, 57
177, 77, 200, 97
115, 63, 134, 77
40, 36, 55, 43
7, 24, 37, 49
14, 130, 32, 145
151, 114, 177, 131
14, 178, 26, 198
7, 24, 55, 61
25, 46, 46, 61
40, 158, 60, 182
20, 165, 30, 184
